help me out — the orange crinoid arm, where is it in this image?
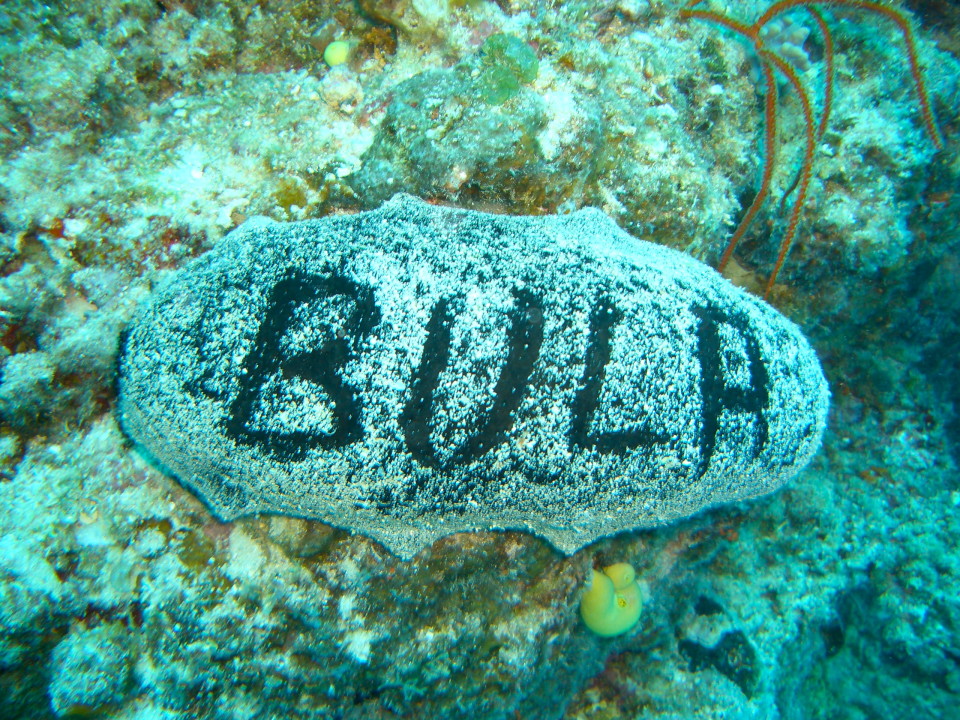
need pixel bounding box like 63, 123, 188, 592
718, 62, 780, 275
679, 0, 945, 296
758, 48, 816, 298
757, 0, 944, 150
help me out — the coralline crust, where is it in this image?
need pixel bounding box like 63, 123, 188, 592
118, 194, 829, 559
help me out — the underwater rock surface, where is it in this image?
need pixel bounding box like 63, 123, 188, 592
119, 194, 828, 558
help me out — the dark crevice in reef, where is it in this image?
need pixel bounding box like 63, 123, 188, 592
678, 630, 759, 699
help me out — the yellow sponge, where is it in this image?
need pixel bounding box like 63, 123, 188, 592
323, 40, 352, 67
580, 562, 642, 637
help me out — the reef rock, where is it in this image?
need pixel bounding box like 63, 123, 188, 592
118, 194, 829, 558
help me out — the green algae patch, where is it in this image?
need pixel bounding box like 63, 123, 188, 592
476, 64, 522, 105
478, 33, 539, 104
482, 34, 539, 84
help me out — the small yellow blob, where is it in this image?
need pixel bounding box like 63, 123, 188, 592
579, 562, 642, 637
323, 40, 351, 67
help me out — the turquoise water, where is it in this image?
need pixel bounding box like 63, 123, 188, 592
0, 1, 958, 718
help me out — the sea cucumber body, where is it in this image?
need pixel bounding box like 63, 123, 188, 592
119, 194, 829, 558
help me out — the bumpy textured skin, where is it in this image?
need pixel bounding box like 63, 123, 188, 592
118, 194, 829, 559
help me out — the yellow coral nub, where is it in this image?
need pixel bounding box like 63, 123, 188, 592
323, 41, 351, 67
580, 562, 642, 637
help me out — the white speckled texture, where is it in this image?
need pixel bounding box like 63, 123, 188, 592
119, 194, 828, 558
